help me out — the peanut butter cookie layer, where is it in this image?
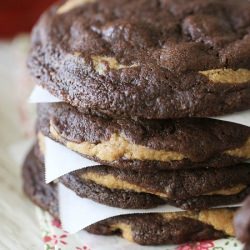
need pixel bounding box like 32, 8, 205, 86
33, 142, 250, 210
60, 164, 250, 210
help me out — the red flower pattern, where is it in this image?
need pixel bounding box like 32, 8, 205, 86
43, 236, 52, 243
43, 234, 68, 245
177, 241, 214, 250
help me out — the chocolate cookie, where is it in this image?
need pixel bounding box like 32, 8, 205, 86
60, 164, 250, 210
87, 211, 231, 245
234, 196, 250, 250
37, 103, 250, 171
22, 147, 59, 218
22, 147, 236, 245
28, 0, 250, 119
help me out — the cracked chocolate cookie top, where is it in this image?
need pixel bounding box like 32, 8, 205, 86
28, 0, 250, 119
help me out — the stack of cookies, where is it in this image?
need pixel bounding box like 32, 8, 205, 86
22, 0, 250, 246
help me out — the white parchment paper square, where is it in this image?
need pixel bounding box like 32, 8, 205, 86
211, 110, 250, 127
59, 183, 241, 234
58, 183, 184, 234
45, 137, 100, 183
29, 86, 62, 103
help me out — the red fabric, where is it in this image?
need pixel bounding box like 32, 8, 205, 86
0, 0, 57, 37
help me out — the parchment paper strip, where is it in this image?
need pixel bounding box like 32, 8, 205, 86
59, 183, 241, 234
29, 86, 62, 103
45, 137, 100, 183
